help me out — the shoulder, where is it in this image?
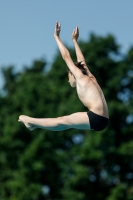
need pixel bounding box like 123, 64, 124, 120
64, 56, 84, 78
76, 74, 92, 87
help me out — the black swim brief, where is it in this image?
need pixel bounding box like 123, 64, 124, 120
87, 111, 108, 131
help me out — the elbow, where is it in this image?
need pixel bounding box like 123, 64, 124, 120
62, 51, 70, 60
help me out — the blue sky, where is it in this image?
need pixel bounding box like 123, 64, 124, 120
0, 1, 133, 86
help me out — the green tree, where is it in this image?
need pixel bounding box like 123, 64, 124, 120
0, 33, 133, 200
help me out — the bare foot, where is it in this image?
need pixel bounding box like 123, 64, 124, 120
18, 115, 36, 131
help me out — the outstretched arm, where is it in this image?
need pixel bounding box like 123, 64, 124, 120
54, 22, 83, 78
72, 26, 92, 75
54, 22, 69, 59
72, 26, 85, 63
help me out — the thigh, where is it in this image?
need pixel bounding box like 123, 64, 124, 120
61, 112, 91, 130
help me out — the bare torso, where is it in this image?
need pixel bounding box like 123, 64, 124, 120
76, 74, 109, 119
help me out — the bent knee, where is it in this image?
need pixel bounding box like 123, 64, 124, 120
57, 115, 71, 126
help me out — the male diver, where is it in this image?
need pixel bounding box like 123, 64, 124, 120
18, 21, 109, 131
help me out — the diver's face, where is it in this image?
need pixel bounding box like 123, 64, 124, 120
68, 72, 76, 87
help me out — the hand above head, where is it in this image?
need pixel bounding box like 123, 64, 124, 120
72, 26, 79, 41
54, 21, 61, 38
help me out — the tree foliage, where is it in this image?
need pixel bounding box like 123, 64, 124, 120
0, 33, 133, 200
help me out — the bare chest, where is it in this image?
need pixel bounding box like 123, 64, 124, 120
76, 81, 106, 108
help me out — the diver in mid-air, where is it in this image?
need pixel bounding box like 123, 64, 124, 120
18, 21, 109, 132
